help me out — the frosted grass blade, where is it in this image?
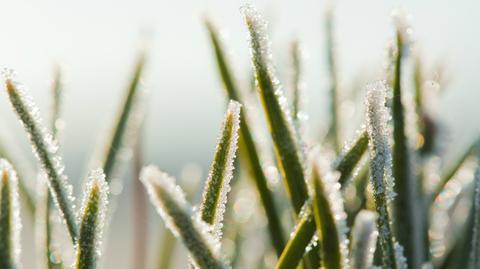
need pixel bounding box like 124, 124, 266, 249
290, 39, 303, 122
310, 159, 349, 269
390, 30, 423, 267
350, 210, 378, 269
335, 130, 368, 188
468, 157, 480, 269
74, 169, 109, 269
4, 76, 78, 243
205, 17, 285, 254
199, 101, 241, 241
241, 4, 308, 214
141, 166, 227, 269
365, 81, 398, 269
101, 53, 146, 182
0, 159, 21, 269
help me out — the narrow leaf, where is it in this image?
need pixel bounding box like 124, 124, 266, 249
468, 156, 480, 269
241, 4, 308, 214
335, 130, 368, 188
365, 81, 398, 269
3, 74, 78, 243
205, 17, 285, 255
350, 210, 378, 269
141, 165, 227, 269
310, 158, 349, 269
200, 100, 241, 241
290, 39, 303, 123
74, 169, 110, 269
0, 159, 21, 269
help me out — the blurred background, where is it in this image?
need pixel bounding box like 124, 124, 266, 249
0, 0, 478, 268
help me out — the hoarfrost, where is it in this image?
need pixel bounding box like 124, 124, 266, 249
350, 210, 378, 269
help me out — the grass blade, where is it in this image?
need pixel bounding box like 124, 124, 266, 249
275, 205, 316, 269
390, 28, 424, 267
310, 158, 349, 269
350, 210, 378, 269
101, 53, 146, 182
74, 169, 109, 269
468, 156, 480, 269
241, 3, 308, 215
141, 165, 227, 269
0, 159, 21, 269
365, 81, 398, 269
290, 39, 303, 123
205, 17, 285, 254
4, 75, 78, 243
200, 101, 241, 240
335, 130, 368, 188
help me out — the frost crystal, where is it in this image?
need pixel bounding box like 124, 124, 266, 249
350, 210, 378, 269
0, 159, 22, 268
469, 160, 480, 269
200, 100, 241, 242
365, 81, 396, 201
394, 241, 408, 269
3, 72, 78, 241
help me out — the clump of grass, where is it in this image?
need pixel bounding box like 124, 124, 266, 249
0, 3, 477, 269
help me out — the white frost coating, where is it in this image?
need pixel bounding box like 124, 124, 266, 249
350, 210, 378, 269
2, 70, 77, 223
77, 169, 109, 258
309, 151, 350, 268
394, 241, 408, 269
391, 8, 414, 47
469, 161, 480, 269
365, 81, 396, 202
201, 100, 241, 243
0, 159, 22, 266
34, 172, 49, 269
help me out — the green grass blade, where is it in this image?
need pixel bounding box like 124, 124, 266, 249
205, 17, 285, 254
310, 159, 349, 269
200, 101, 240, 240
74, 169, 109, 269
350, 210, 378, 269
275, 206, 316, 269
4, 76, 78, 243
0, 160, 21, 269
365, 81, 398, 269
290, 39, 302, 122
468, 156, 480, 268
335, 130, 368, 188
390, 31, 424, 267
241, 4, 308, 214
141, 165, 227, 269
101, 53, 146, 182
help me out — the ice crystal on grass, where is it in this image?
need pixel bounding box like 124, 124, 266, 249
350, 210, 378, 269
141, 165, 228, 269
200, 100, 241, 242
0, 159, 21, 269
3, 72, 78, 243
74, 169, 109, 269
469, 159, 480, 269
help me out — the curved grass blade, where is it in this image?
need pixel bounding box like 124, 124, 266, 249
3, 75, 78, 243
141, 165, 227, 269
365, 81, 398, 269
390, 30, 424, 268
200, 101, 241, 241
335, 130, 368, 188
468, 156, 480, 269
0, 159, 21, 269
101, 53, 146, 182
275, 205, 316, 269
241, 4, 308, 215
310, 159, 349, 269
74, 169, 109, 269
205, 17, 285, 254
350, 210, 378, 269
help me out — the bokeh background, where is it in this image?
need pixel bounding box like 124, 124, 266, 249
0, 0, 478, 268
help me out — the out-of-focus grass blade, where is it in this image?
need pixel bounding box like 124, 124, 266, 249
290, 39, 302, 122
74, 169, 109, 269
310, 160, 349, 269
274, 206, 317, 269
335, 130, 368, 188
205, 17, 286, 255
4, 76, 78, 243
199, 101, 240, 241
141, 166, 227, 269
390, 30, 424, 267
350, 210, 378, 269
0, 159, 21, 269
468, 157, 480, 269
365, 81, 398, 269
101, 53, 146, 182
